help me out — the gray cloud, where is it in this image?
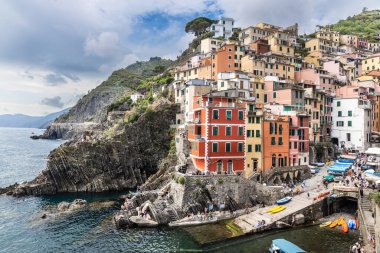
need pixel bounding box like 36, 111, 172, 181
41, 96, 64, 108
44, 73, 67, 86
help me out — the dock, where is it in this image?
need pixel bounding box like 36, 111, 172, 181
233, 167, 331, 234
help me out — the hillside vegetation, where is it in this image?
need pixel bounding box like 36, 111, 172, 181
331, 9, 380, 42
56, 57, 174, 123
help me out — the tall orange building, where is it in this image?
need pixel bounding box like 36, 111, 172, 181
189, 93, 247, 174
211, 44, 245, 80
262, 113, 290, 172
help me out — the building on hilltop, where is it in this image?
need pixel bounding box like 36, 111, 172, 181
208, 17, 235, 40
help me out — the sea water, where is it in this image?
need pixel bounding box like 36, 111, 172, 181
0, 128, 358, 252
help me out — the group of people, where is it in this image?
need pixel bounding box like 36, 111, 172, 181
256, 219, 266, 228
350, 241, 366, 253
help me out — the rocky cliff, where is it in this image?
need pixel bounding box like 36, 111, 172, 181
4, 100, 178, 196
34, 57, 174, 140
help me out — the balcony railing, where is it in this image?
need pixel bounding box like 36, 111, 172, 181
202, 101, 246, 109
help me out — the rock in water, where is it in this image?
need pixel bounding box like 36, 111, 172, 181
57, 201, 71, 211
4, 102, 178, 196
114, 211, 134, 229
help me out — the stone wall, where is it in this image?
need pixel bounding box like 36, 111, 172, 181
172, 173, 285, 214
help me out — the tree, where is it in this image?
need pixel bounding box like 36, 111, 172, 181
185, 17, 216, 37
362, 7, 368, 13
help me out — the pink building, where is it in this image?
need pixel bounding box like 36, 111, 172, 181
358, 37, 369, 50
264, 77, 305, 111
323, 60, 348, 84
295, 68, 335, 91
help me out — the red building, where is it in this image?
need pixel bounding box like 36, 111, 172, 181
358, 37, 368, 50
189, 94, 247, 174
251, 39, 270, 55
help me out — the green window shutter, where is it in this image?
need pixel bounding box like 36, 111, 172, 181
238, 127, 244, 136
226, 127, 231, 136
279, 137, 283, 145
238, 111, 244, 120
226, 110, 232, 120
271, 137, 276, 145
226, 143, 231, 152
238, 143, 243, 152
248, 145, 252, 152
256, 117, 260, 123
212, 143, 218, 152
337, 101, 341, 107
338, 111, 342, 117
256, 130, 260, 137
279, 124, 283, 134
213, 110, 219, 119
348, 121, 352, 127
348, 111, 352, 116
213, 126, 218, 136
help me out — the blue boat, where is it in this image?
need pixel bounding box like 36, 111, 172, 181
338, 159, 355, 164
269, 239, 306, 253
310, 162, 325, 167
276, 196, 292, 205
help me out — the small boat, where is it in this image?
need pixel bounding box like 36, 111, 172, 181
271, 206, 286, 214
341, 219, 348, 233
348, 219, 357, 230
269, 239, 306, 253
324, 174, 334, 182
267, 206, 284, 213
319, 221, 332, 228
310, 162, 325, 167
329, 217, 342, 228
337, 216, 344, 226
276, 196, 292, 205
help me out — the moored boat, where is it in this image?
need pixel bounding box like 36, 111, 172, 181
319, 221, 332, 228
341, 219, 348, 233
276, 196, 292, 205
271, 206, 286, 214
269, 239, 306, 253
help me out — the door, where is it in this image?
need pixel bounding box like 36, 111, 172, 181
217, 160, 223, 174
227, 160, 233, 174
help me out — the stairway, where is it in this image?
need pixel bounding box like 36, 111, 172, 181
166, 207, 178, 222
360, 194, 375, 237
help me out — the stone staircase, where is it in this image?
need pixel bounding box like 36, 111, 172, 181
360, 194, 375, 237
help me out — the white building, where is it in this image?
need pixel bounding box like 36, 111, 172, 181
217, 72, 250, 91
130, 93, 145, 103
331, 98, 372, 152
208, 17, 235, 39
368, 42, 380, 53
200, 38, 223, 54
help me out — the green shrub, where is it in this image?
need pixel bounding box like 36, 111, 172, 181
178, 176, 186, 185
218, 178, 224, 184
196, 179, 202, 186
369, 192, 380, 205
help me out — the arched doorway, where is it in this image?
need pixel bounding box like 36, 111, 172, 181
227, 160, 233, 174
217, 160, 223, 174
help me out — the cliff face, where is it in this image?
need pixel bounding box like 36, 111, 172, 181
6, 102, 178, 196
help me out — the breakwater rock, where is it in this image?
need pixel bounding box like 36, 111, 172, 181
3, 102, 178, 196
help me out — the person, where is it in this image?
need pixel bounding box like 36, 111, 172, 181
307, 192, 310, 199
296, 187, 300, 194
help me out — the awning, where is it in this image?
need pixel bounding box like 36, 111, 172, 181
365, 147, 380, 155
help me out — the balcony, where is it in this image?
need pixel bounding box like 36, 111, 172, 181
193, 118, 201, 124
201, 101, 246, 109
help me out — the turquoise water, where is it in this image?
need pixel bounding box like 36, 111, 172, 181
0, 128, 358, 252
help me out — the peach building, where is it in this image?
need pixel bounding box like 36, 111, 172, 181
212, 43, 245, 80
262, 113, 290, 172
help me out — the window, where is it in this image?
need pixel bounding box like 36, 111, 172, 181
270, 123, 274, 134
279, 137, 283, 145
238, 143, 243, 152
226, 143, 231, 152
336, 121, 344, 127
238, 127, 244, 136
279, 124, 283, 134
247, 130, 252, 137
221, 81, 224, 87
212, 126, 218, 136
347, 133, 351, 142
264, 94, 268, 103
348, 121, 352, 127
256, 117, 261, 124
273, 92, 277, 99
212, 143, 218, 152
226, 110, 232, 120
271, 137, 276, 145
338, 111, 342, 117
238, 111, 244, 120
248, 144, 252, 152
255, 144, 261, 152
256, 130, 260, 137
213, 110, 219, 119
348, 111, 352, 116
337, 101, 341, 107
294, 142, 298, 149
226, 126, 232, 136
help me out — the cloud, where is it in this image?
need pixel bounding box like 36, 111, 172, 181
44, 73, 67, 86
85, 32, 121, 57
41, 96, 64, 108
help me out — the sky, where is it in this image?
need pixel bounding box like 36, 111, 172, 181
1, 0, 380, 116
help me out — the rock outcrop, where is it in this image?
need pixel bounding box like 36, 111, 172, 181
3, 102, 178, 196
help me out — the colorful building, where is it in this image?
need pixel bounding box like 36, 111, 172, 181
189, 92, 248, 174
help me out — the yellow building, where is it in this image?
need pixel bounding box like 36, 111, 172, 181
241, 53, 295, 80
245, 103, 263, 178
304, 87, 321, 142
250, 77, 265, 104
304, 51, 324, 68
267, 32, 295, 56
306, 38, 339, 54
316, 27, 340, 43
362, 55, 380, 74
